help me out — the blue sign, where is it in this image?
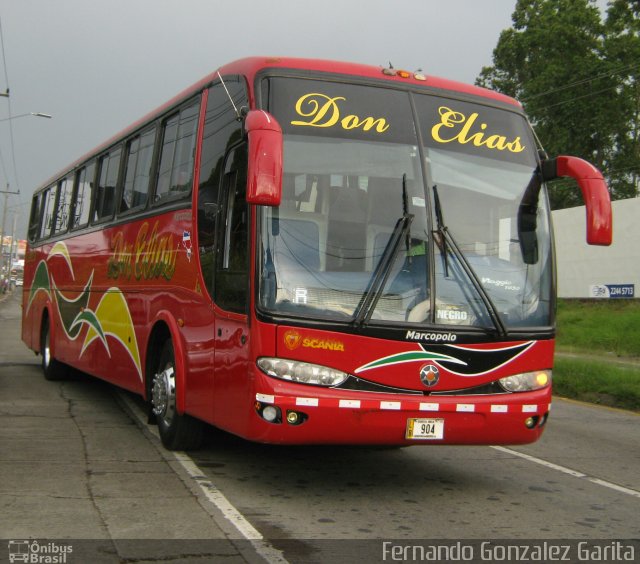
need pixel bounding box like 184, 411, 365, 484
590, 284, 635, 298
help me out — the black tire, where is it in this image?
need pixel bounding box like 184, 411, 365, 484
150, 339, 203, 450
41, 317, 66, 381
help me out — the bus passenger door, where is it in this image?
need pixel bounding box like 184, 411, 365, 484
212, 145, 252, 434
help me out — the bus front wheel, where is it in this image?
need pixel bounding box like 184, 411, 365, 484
41, 317, 66, 381
151, 340, 203, 451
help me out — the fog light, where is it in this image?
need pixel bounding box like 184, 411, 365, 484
525, 416, 537, 429
286, 411, 299, 424
263, 405, 279, 422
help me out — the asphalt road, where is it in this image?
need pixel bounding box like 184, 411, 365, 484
1, 289, 638, 563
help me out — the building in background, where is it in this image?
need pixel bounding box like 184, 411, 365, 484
1, 236, 25, 287
553, 198, 638, 299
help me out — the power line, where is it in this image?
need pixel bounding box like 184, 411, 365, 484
521, 61, 640, 103
539, 83, 626, 110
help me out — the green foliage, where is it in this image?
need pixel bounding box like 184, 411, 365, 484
554, 299, 640, 411
477, 0, 640, 209
553, 358, 640, 411
556, 299, 640, 357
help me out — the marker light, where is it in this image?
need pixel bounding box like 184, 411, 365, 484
499, 370, 552, 393
257, 358, 348, 387
396, 70, 411, 79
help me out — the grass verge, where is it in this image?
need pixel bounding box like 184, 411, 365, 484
556, 299, 640, 357
553, 357, 640, 412
554, 300, 640, 411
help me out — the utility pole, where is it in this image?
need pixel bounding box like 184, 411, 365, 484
0, 184, 20, 277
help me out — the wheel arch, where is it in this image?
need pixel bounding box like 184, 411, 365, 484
145, 312, 187, 415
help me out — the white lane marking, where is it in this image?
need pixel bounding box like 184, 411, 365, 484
118, 393, 289, 564
492, 445, 640, 499
173, 452, 264, 539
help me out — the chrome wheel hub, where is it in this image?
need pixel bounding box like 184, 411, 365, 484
43, 339, 51, 368
151, 366, 176, 424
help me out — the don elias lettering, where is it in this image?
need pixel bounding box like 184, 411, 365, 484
291, 92, 390, 133
431, 106, 525, 153
108, 221, 177, 281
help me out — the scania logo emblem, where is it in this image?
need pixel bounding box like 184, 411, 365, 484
420, 364, 440, 387
284, 329, 302, 350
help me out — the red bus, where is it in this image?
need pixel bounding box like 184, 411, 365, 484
22, 57, 612, 450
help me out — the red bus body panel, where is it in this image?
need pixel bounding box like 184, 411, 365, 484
22, 57, 558, 447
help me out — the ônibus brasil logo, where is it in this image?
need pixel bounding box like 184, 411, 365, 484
8, 540, 73, 563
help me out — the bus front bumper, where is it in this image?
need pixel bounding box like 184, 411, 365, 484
247, 385, 552, 446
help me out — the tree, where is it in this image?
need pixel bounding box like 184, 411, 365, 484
477, 0, 639, 208
602, 0, 640, 200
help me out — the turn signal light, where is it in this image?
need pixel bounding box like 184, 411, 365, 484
535, 371, 549, 387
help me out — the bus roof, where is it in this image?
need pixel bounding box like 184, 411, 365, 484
36, 56, 521, 191
220, 56, 520, 107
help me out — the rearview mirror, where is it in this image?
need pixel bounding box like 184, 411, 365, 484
542, 156, 613, 246
245, 110, 283, 206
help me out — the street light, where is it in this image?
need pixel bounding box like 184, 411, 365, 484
0, 112, 52, 122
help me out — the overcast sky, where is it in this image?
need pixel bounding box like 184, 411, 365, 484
0, 0, 609, 237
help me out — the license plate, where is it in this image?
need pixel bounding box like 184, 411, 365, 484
406, 418, 444, 440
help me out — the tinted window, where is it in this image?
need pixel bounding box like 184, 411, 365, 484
215, 145, 249, 313
121, 127, 155, 213
53, 176, 74, 234
268, 77, 415, 144
94, 148, 122, 222
155, 100, 199, 204
40, 185, 58, 239
156, 114, 178, 201
197, 78, 247, 300
72, 162, 95, 229
28, 193, 44, 242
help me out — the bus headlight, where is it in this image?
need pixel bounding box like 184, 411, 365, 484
257, 358, 348, 387
499, 370, 551, 392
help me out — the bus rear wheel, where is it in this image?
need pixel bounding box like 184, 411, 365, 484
41, 317, 66, 381
151, 340, 203, 451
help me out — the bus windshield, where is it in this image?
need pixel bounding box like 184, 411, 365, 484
258, 77, 552, 331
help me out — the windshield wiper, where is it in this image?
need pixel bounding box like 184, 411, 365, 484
432, 184, 449, 277
353, 175, 414, 327
432, 185, 508, 339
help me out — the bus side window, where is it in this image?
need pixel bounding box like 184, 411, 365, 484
215, 145, 249, 313
72, 161, 95, 229
40, 184, 58, 239
53, 175, 74, 235
94, 149, 122, 222
121, 127, 155, 214
28, 192, 44, 242
155, 100, 199, 205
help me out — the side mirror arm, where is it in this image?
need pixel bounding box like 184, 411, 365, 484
541, 156, 612, 246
